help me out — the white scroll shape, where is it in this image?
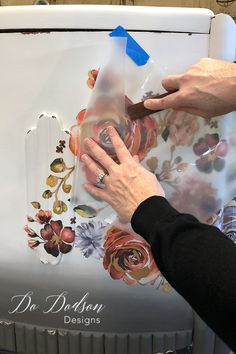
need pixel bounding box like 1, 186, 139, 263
25, 113, 75, 265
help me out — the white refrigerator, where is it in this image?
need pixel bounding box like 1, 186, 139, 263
0, 4, 235, 354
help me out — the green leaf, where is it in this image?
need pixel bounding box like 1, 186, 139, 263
174, 156, 182, 164
62, 201, 68, 212
162, 160, 171, 171
53, 200, 68, 215
62, 183, 72, 193
161, 127, 169, 142
31, 201, 41, 209
176, 163, 188, 172
50, 158, 66, 173
146, 157, 158, 172
42, 190, 53, 199
46, 175, 58, 187
73, 205, 97, 218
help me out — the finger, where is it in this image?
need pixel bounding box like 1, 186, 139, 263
161, 74, 182, 92
133, 155, 140, 163
107, 126, 133, 163
81, 154, 108, 183
144, 90, 181, 111
83, 137, 116, 172
84, 183, 110, 202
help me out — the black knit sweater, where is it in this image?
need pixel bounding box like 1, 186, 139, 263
131, 196, 236, 352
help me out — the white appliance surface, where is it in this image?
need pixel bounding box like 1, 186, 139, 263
0, 5, 235, 336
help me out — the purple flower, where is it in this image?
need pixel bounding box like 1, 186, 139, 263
75, 221, 105, 259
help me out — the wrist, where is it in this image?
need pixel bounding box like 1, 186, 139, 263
131, 196, 179, 239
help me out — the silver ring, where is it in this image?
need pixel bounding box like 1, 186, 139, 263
96, 171, 108, 184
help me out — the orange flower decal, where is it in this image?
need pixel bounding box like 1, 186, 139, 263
69, 69, 160, 169
103, 226, 160, 286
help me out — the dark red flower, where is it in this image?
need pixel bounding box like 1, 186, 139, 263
40, 220, 75, 257
35, 210, 52, 224
70, 217, 76, 224
56, 146, 63, 153
103, 226, 160, 285
28, 240, 40, 249
193, 134, 228, 173
24, 225, 38, 238
169, 174, 222, 222
59, 140, 66, 148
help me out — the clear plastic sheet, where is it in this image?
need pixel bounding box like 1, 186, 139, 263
70, 37, 167, 214
68, 37, 172, 287
71, 36, 236, 225
64, 37, 235, 298
71, 37, 127, 209
24, 36, 236, 269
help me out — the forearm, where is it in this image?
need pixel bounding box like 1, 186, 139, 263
131, 196, 236, 351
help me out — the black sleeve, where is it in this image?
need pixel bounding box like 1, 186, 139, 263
131, 196, 236, 352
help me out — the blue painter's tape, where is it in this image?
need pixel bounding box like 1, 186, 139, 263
109, 25, 150, 66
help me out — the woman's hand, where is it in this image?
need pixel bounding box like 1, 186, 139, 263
81, 126, 165, 223
144, 58, 236, 118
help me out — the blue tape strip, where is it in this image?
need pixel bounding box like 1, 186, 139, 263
109, 25, 150, 66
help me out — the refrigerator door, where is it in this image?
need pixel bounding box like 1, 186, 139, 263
0, 5, 235, 354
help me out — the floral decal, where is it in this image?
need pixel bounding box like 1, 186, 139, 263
193, 133, 228, 173
35, 209, 52, 224
75, 221, 105, 259
24, 135, 76, 261
43, 155, 74, 215
69, 69, 161, 168
146, 145, 189, 190
169, 174, 221, 221
87, 69, 99, 89
162, 110, 200, 146
103, 226, 160, 286
24, 64, 232, 294
24, 210, 75, 258
207, 197, 236, 243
